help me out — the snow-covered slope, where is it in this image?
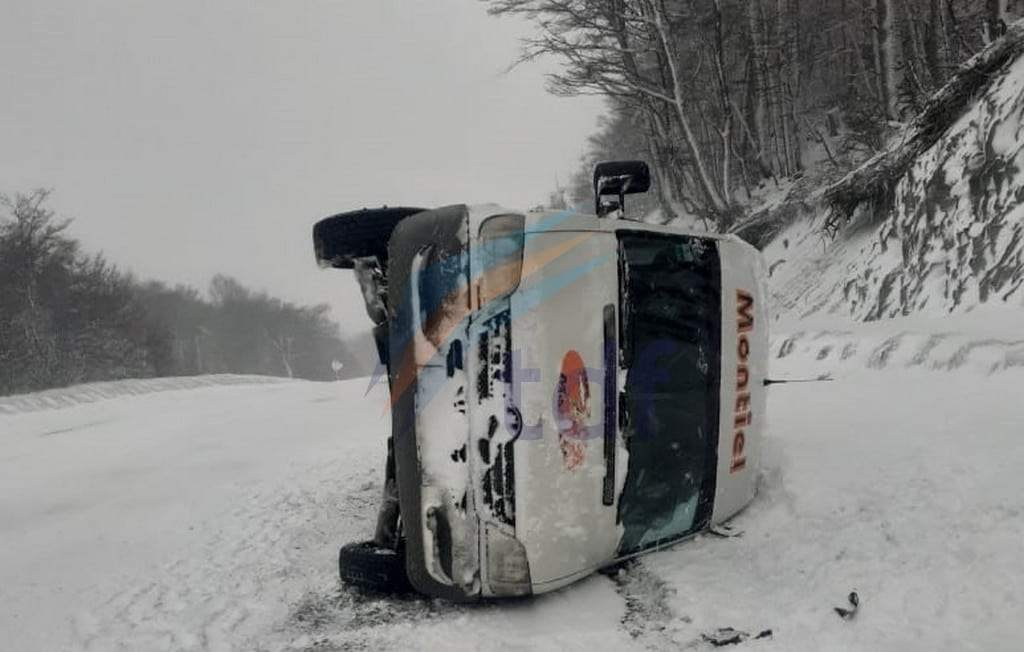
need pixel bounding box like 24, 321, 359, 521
3, 348, 1024, 650
766, 53, 1024, 323
770, 307, 1024, 378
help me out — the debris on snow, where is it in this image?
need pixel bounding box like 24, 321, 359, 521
834, 591, 861, 621
701, 627, 774, 647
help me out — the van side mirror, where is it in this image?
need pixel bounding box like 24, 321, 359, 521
593, 160, 651, 218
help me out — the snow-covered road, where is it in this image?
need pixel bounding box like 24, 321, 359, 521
2, 343, 1023, 650
0, 377, 634, 651
1, 378, 383, 650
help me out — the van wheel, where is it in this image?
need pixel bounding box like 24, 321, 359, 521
338, 540, 413, 594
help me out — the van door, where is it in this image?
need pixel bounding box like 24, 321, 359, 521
500, 227, 624, 590
615, 231, 722, 555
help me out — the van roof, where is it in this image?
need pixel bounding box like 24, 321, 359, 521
467, 204, 744, 245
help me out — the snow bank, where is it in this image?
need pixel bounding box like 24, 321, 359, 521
769, 308, 1024, 378
773, 328, 1024, 377
0, 374, 290, 415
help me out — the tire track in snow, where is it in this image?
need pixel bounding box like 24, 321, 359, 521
608, 560, 691, 649
74, 460, 382, 651
281, 587, 468, 651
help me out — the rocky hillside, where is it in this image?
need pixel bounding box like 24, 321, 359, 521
765, 38, 1024, 323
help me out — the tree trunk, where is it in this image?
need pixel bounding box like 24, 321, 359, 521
644, 111, 680, 221
764, 2, 790, 175
942, 0, 963, 66
194, 334, 204, 373
649, 0, 729, 213
787, 0, 803, 171
986, 0, 1009, 42
712, 0, 734, 203
747, 0, 770, 173
924, 0, 945, 82
876, 0, 899, 121
896, 0, 930, 99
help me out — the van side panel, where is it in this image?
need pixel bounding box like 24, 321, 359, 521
507, 230, 624, 589
712, 239, 769, 523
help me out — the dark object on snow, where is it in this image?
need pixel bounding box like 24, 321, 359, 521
729, 191, 814, 250
825, 19, 1024, 227
338, 540, 412, 594
764, 374, 834, 386
593, 160, 651, 217
703, 628, 745, 647
313, 206, 427, 269
834, 591, 860, 620
702, 628, 773, 646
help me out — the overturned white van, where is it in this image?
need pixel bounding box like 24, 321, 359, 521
314, 161, 768, 600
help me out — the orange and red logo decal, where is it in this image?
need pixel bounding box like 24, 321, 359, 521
556, 350, 590, 471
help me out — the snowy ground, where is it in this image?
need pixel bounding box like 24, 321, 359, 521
3, 322, 1023, 650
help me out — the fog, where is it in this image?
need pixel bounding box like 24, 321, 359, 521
0, 0, 602, 337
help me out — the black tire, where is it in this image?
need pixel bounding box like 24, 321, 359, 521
338, 540, 412, 594
313, 207, 427, 269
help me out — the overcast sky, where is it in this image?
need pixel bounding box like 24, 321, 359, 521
0, 0, 603, 337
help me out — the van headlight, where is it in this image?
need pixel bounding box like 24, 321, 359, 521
484, 524, 532, 597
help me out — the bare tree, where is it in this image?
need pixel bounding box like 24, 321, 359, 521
486, 0, 1020, 228
486, 0, 739, 222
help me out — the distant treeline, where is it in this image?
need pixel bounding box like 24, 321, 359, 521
0, 189, 354, 396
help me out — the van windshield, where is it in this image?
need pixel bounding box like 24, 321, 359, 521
617, 232, 722, 555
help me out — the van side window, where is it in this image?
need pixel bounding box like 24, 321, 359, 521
416, 245, 469, 349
